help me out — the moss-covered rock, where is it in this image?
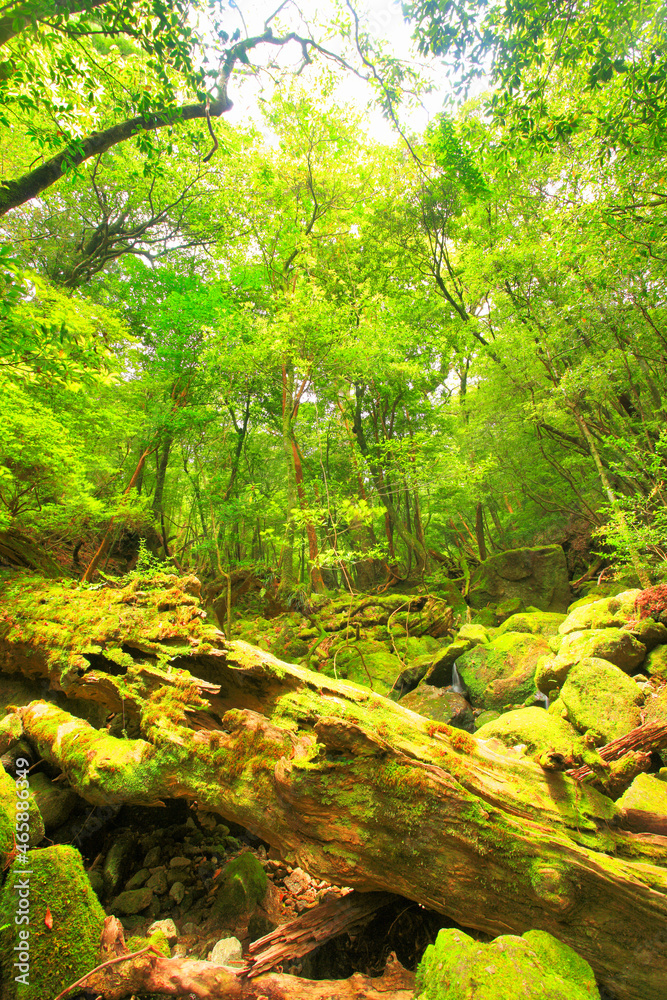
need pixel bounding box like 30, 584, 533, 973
424, 640, 474, 687
28, 772, 79, 832
496, 612, 565, 637
474, 709, 501, 730
456, 633, 550, 711
211, 851, 268, 926
414, 926, 600, 1000
469, 545, 571, 614
0, 844, 105, 1000
400, 684, 473, 729
644, 685, 667, 724
559, 658, 643, 743
645, 645, 667, 679
548, 628, 645, 680
559, 590, 641, 635
0, 767, 44, 852
617, 773, 667, 835
111, 886, 153, 914
475, 707, 583, 763
126, 928, 171, 957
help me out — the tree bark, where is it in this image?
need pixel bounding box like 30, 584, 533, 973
0, 98, 232, 217
1, 575, 667, 1000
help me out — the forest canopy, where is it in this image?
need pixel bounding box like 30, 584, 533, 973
1, 0, 666, 595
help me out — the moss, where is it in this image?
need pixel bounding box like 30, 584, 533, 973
415, 926, 600, 1000
645, 644, 667, 679
456, 632, 550, 711
0, 768, 44, 856
211, 851, 268, 924
126, 929, 171, 957
559, 590, 642, 635
475, 707, 583, 763
0, 844, 105, 1000
497, 612, 566, 637
559, 658, 643, 743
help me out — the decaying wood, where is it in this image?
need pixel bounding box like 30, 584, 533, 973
55, 915, 414, 1000
1, 575, 667, 1000
247, 890, 399, 977
566, 721, 667, 782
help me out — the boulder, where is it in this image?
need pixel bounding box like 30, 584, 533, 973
496, 611, 565, 637
424, 640, 475, 687
645, 645, 667, 679
475, 706, 583, 763
456, 633, 550, 711
415, 926, 600, 1000
558, 658, 643, 743
211, 851, 268, 926
0, 844, 105, 1000
0, 766, 44, 850
111, 886, 154, 914
539, 628, 646, 690
103, 829, 138, 894
559, 590, 641, 635
469, 545, 570, 613
617, 773, 667, 836
400, 684, 473, 729
28, 771, 79, 831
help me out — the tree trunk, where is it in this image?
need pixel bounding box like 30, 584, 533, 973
1, 575, 667, 1000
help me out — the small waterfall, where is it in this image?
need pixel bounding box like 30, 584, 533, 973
451, 662, 468, 696
534, 690, 550, 710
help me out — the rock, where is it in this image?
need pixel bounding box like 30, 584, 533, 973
627, 619, 667, 650
104, 830, 138, 894
400, 684, 473, 729
147, 918, 179, 944
88, 868, 104, 897
182, 920, 199, 935
644, 686, 667, 724
211, 851, 268, 924
111, 887, 154, 914
210, 935, 243, 964
537, 629, 647, 696
559, 590, 641, 634
468, 544, 571, 613
456, 633, 550, 711
473, 709, 501, 730
496, 611, 566, 637
143, 845, 161, 867
617, 773, 667, 835
0, 844, 105, 1000
283, 867, 311, 895
170, 880, 185, 904
559, 658, 643, 743
424, 640, 472, 687
0, 766, 44, 850
457, 623, 492, 645
125, 867, 150, 890
415, 926, 600, 1000
28, 771, 79, 831
127, 929, 171, 956
475, 706, 583, 763
645, 645, 667, 679
146, 870, 168, 895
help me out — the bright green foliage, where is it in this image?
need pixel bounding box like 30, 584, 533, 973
211, 851, 268, 925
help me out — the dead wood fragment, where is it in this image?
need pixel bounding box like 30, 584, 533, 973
566, 721, 667, 782
55, 915, 415, 1000
246, 890, 399, 977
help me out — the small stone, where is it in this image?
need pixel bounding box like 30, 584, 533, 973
209, 936, 243, 964
170, 856, 191, 868
167, 869, 187, 886
283, 868, 310, 895
144, 846, 161, 867
111, 888, 153, 915
186, 817, 197, 830
170, 881, 185, 904
173, 943, 188, 958
182, 921, 198, 935
147, 918, 178, 945
147, 871, 168, 895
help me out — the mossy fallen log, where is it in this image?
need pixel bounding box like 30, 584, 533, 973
1, 573, 667, 1000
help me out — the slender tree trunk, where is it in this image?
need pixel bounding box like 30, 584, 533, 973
475, 502, 487, 561
82, 443, 156, 582
291, 438, 325, 593
280, 363, 297, 585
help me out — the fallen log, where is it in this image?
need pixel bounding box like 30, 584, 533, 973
246, 890, 399, 977
1, 573, 667, 1000
55, 916, 415, 1000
